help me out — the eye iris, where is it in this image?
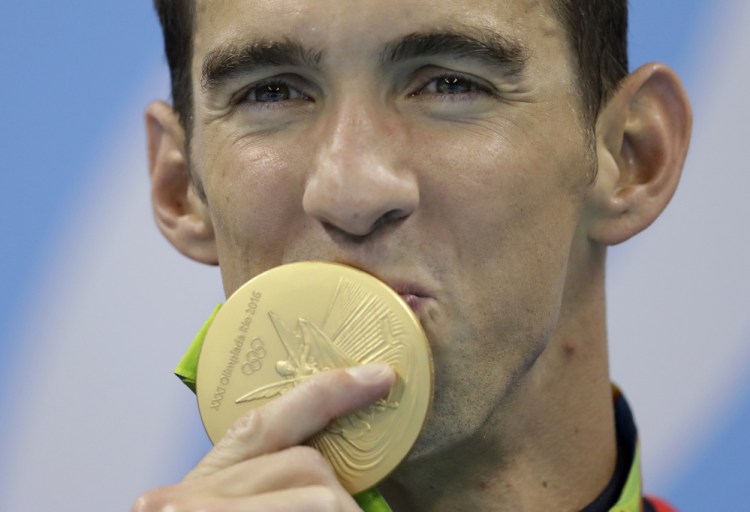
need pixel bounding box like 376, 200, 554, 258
436, 76, 473, 94
255, 83, 290, 102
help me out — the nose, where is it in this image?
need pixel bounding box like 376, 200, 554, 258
302, 104, 419, 238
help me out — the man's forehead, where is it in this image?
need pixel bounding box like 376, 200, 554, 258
192, 0, 562, 60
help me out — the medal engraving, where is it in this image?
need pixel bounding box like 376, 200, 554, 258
196, 262, 433, 493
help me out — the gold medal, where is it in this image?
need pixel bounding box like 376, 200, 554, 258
196, 261, 434, 494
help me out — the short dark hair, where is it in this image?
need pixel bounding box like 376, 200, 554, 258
154, 0, 195, 131
552, 1, 629, 122
153, 0, 628, 130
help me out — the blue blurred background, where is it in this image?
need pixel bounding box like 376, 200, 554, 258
1, 1, 748, 509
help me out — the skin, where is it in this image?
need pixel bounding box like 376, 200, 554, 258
138, 0, 691, 510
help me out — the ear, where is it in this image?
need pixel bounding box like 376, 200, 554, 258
586, 63, 692, 245
145, 101, 218, 265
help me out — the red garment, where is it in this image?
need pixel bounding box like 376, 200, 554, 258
646, 496, 678, 512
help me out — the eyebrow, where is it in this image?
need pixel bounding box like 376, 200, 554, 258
381, 30, 529, 75
201, 39, 323, 92
200, 29, 528, 93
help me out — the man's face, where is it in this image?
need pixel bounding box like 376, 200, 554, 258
188, 0, 595, 455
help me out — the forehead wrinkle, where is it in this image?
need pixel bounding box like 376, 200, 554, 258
200, 37, 324, 92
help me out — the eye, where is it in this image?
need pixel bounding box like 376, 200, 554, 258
241, 79, 311, 104
410, 72, 493, 99
423, 75, 480, 95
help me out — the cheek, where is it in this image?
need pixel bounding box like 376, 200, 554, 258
198, 137, 306, 285
416, 118, 588, 342
420, 123, 584, 263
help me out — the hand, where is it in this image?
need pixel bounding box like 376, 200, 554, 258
132, 363, 395, 512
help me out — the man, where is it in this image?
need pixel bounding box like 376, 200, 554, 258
135, 0, 691, 510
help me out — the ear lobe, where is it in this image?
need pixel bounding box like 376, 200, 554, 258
586, 63, 692, 245
145, 101, 218, 265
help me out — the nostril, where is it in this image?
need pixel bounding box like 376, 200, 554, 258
370, 208, 409, 232
321, 222, 370, 244
382, 209, 408, 223
320, 209, 409, 243
346, 208, 410, 238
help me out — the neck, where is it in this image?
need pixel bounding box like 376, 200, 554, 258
380, 251, 616, 511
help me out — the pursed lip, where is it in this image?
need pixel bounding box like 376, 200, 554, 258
354, 267, 434, 312
329, 259, 437, 313
390, 283, 432, 312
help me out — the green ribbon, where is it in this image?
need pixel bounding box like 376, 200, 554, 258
354, 487, 393, 512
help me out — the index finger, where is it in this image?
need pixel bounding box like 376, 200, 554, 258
187, 363, 395, 479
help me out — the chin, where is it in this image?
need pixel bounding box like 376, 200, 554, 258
403, 433, 437, 462
401, 409, 478, 464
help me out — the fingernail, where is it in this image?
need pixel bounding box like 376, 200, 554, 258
346, 363, 393, 383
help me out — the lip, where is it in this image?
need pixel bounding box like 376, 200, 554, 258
396, 292, 431, 312
385, 283, 427, 310
330, 260, 436, 312
365, 275, 434, 313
